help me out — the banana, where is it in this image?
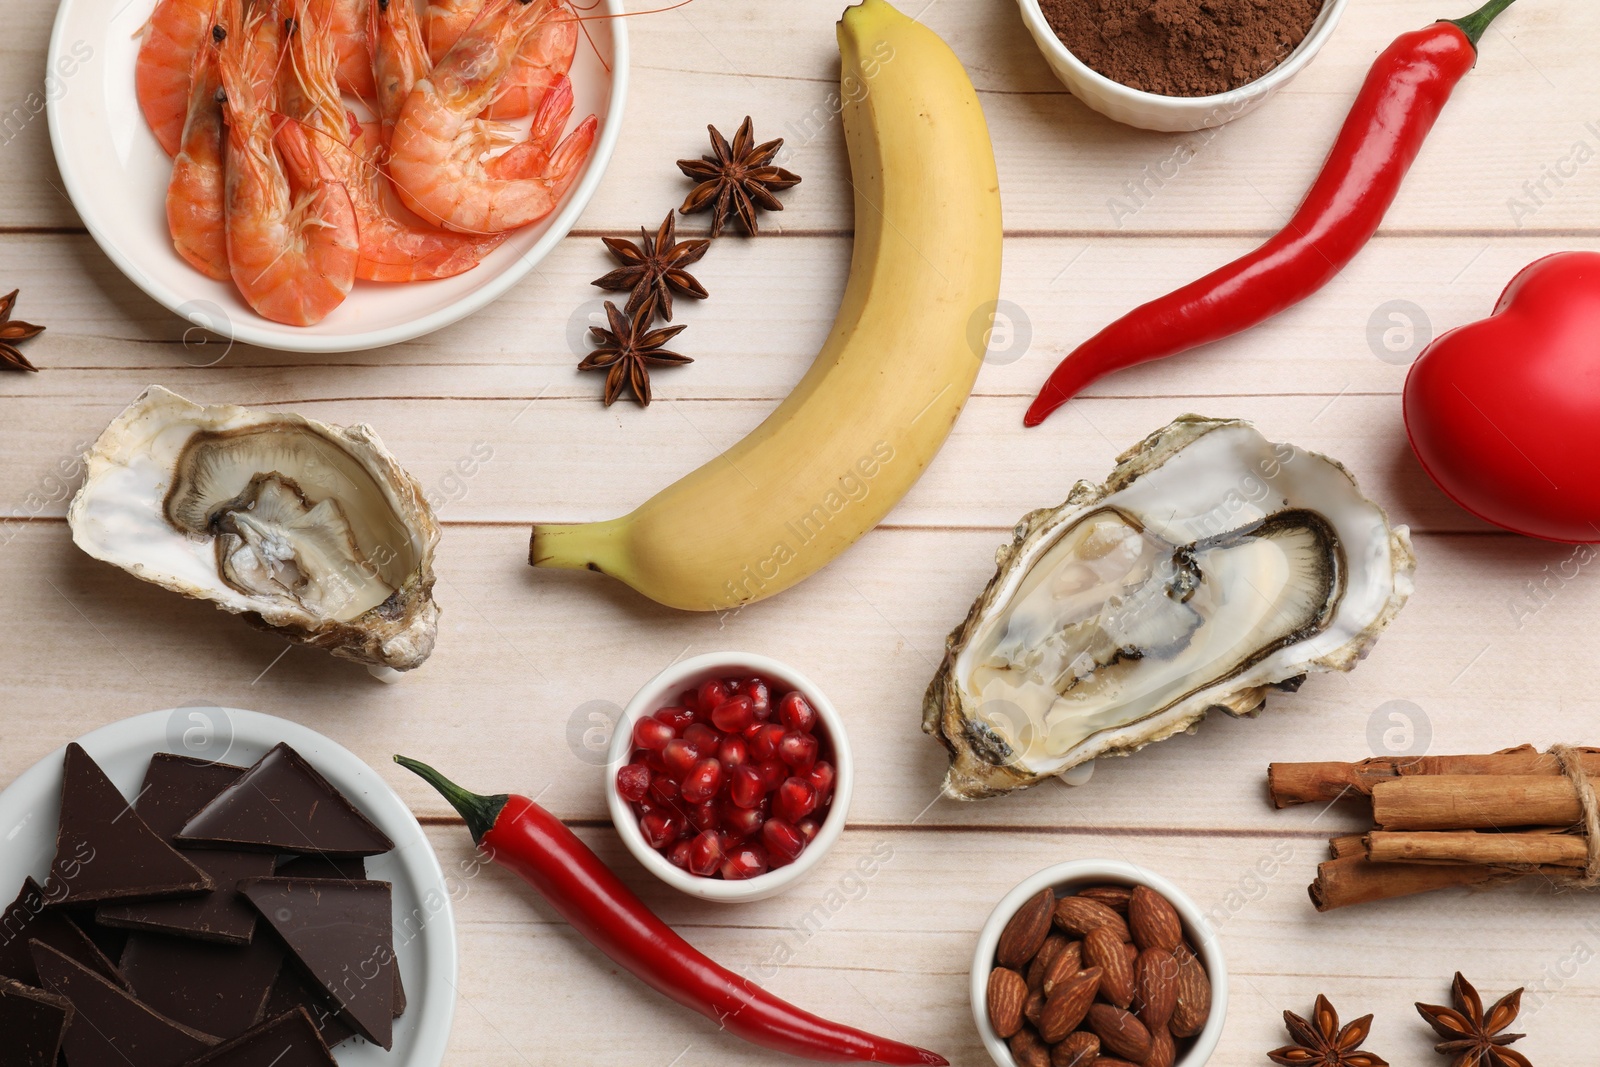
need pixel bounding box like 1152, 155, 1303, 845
529, 0, 1003, 611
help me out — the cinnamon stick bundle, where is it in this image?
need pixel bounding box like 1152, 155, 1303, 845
1268, 744, 1599, 910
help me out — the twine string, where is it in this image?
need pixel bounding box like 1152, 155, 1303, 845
1549, 743, 1600, 888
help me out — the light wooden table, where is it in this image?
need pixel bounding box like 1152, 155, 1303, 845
3, 0, 1596, 1063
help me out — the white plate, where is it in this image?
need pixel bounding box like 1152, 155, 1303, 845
0, 707, 457, 1066
44, 0, 629, 353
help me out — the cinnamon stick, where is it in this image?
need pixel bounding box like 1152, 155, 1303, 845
1371, 775, 1593, 831
1328, 834, 1365, 859
1268, 745, 1600, 808
1309, 855, 1505, 912
1366, 830, 1589, 868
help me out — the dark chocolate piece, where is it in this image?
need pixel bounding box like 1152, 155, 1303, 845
119, 932, 283, 1041
393, 964, 405, 1018
177, 1008, 337, 1067
0, 878, 123, 988
45, 744, 214, 907
99, 755, 275, 944
237, 878, 393, 1050
177, 744, 393, 858
0, 974, 74, 1067
273, 855, 366, 881
264, 968, 356, 1049
30, 940, 218, 1066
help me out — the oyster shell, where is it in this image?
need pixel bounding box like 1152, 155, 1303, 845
68, 387, 440, 671
924, 415, 1414, 800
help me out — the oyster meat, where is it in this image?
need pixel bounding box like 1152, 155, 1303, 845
924, 415, 1414, 800
68, 387, 440, 671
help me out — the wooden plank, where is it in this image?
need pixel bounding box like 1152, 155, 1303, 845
4, 0, 1595, 233
4, 521, 1596, 832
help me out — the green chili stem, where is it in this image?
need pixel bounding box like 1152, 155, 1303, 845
1446, 0, 1518, 48
394, 755, 508, 845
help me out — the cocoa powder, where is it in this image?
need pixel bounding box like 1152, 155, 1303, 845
1039, 0, 1325, 97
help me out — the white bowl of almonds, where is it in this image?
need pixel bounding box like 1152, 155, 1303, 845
972, 861, 1226, 1067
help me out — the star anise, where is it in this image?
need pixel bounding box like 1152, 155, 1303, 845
677, 116, 801, 238
578, 301, 691, 407
1416, 973, 1530, 1067
0, 289, 44, 372
1269, 994, 1388, 1067
591, 211, 709, 322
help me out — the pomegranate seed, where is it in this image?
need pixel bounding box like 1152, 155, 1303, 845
796, 817, 822, 841
751, 723, 787, 761
679, 688, 701, 713
717, 736, 749, 768
649, 774, 680, 804
661, 739, 701, 779
720, 842, 769, 880
745, 678, 772, 718
721, 802, 765, 840
711, 695, 754, 733
654, 706, 695, 732
681, 758, 724, 804
635, 797, 655, 816
741, 721, 765, 740
774, 777, 818, 823
778, 691, 817, 733
724, 676, 744, 694
698, 678, 729, 709
632, 717, 674, 752
804, 760, 835, 804
756, 759, 787, 791
666, 839, 692, 868
729, 764, 765, 808
761, 817, 805, 861
688, 799, 720, 832
683, 723, 721, 752
688, 830, 726, 876
778, 731, 819, 773
639, 811, 680, 849
616, 764, 650, 803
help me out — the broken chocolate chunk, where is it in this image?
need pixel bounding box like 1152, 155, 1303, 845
264, 967, 356, 1049
45, 744, 213, 907
0, 878, 123, 988
120, 932, 283, 1041
0, 974, 74, 1067
238, 878, 394, 1050
99, 755, 275, 944
178, 744, 393, 857
30, 939, 218, 1066
177, 1007, 338, 1067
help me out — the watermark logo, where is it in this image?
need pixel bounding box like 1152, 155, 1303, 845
1366, 699, 1430, 759
164, 703, 235, 766
174, 300, 235, 367
1367, 299, 1431, 365
566, 298, 611, 360
968, 299, 1032, 367
567, 699, 622, 766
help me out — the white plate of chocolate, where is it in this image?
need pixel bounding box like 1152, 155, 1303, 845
0, 707, 456, 1066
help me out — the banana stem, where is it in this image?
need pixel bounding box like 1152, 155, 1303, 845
528, 518, 625, 574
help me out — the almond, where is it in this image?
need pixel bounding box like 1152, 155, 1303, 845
1009, 1025, 1050, 1067
999, 888, 1057, 969
1024, 989, 1045, 1028
1169, 944, 1212, 1039
1040, 941, 1083, 995
1133, 947, 1178, 1028
1037, 967, 1099, 1043
1127, 886, 1183, 953
1145, 1024, 1176, 1067
1077, 885, 1132, 913
1086, 1004, 1152, 1063
1027, 934, 1071, 992
1083, 927, 1134, 1009
1050, 1031, 1100, 1067
1053, 896, 1131, 942
987, 966, 1028, 1038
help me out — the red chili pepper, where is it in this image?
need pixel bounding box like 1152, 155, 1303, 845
395, 756, 946, 1065
1024, 0, 1518, 427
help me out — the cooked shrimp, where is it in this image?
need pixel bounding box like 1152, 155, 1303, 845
388, 0, 594, 234
421, 0, 575, 121
136, 0, 217, 156
284, 0, 506, 282
483, 73, 594, 181
165, 0, 231, 279
369, 0, 433, 145
323, 0, 377, 101
220, 6, 358, 326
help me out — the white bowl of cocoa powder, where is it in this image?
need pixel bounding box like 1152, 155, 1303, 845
1016, 0, 1350, 131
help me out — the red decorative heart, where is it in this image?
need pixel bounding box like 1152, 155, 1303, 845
1404, 251, 1600, 542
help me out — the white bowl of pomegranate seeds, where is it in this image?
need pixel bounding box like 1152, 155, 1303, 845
606, 652, 854, 903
